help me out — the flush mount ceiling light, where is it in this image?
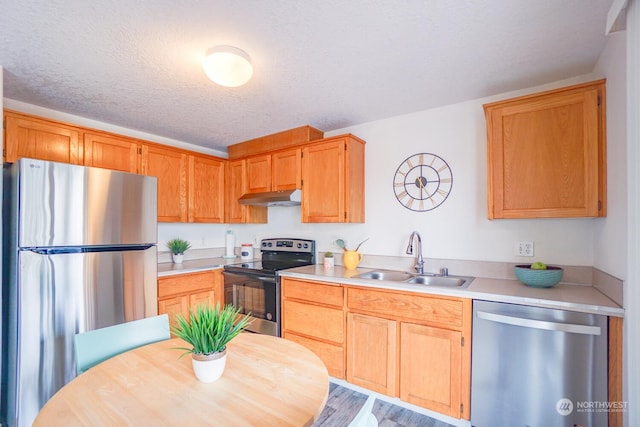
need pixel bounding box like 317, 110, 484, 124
202, 45, 253, 87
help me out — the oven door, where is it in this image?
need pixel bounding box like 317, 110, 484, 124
222, 271, 279, 336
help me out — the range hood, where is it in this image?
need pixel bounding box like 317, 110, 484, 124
238, 189, 301, 207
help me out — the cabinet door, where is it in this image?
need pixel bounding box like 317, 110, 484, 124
285, 332, 345, 379
188, 154, 224, 223
301, 140, 345, 222
158, 295, 189, 333
5, 113, 81, 164
246, 154, 271, 193
224, 159, 267, 223
84, 132, 139, 173
272, 148, 301, 190
400, 322, 462, 418
346, 312, 397, 395
141, 144, 188, 222
485, 80, 606, 218
189, 290, 216, 310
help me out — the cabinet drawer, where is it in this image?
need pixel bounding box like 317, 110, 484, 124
158, 270, 217, 298
282, 278, 343, 307
284, 332, 344, 379
283, 300, 344, 344
347, 287, 464, 329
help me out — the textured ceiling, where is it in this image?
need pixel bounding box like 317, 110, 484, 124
1, 0, 613, 153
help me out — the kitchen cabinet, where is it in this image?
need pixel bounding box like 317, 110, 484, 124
272, 148, 301, 190
141, 144, 188, 222
281, 278, 345, 378
400, 322, 462, 416
484, 79, 606, 219
301, 135, 365, 223
83, 131, 140, 173
245, 148, 302, 193
246, 154, 272, 193
157, 270, 223, 332
346, 312, 397, 395
346, 286, 471, 419
4, 111, 82, 164
224, 159, 267, 223
188, 154, 225, 223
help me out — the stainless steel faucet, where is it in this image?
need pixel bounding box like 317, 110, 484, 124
406, 231, 424, 274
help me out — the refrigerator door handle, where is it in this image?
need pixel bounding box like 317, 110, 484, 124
476, 310, 602, 336
28, 244, 155, 255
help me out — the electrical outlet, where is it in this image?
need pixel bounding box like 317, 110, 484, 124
516, 241, 534, 257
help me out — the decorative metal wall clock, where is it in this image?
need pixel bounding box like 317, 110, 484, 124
393, 153, 453, 211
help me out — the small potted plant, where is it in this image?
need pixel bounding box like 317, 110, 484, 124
172, 303, 253, 383
323, 251, 335, 269
167, 238, 191, 264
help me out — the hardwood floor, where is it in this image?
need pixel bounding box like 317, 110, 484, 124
313, 382, 456, 427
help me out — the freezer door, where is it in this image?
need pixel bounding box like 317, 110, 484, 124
6, 247, 157, 427
15, 158, 157, 247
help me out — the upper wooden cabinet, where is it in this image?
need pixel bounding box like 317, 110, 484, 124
301, 135, 365, 223
224, 159, 267, 224
83, 131, 140, 173
188, 154, 225, 223
246, 154, 272, 193
272, 148, 301, 190
484, 80, 606, 219
4, 111, 82, 164
141, 144, 188, 223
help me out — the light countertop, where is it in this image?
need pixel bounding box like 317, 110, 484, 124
157, 257, 256, 277
279, 265, 624, 317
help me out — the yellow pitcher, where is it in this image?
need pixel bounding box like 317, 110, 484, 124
343, 250, 363, 270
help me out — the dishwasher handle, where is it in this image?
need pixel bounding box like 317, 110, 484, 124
476, 311, 601, 336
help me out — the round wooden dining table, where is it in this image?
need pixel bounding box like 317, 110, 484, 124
34, 333, 329, 426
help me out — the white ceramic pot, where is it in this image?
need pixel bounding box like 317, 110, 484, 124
191, 350, 227, 383
172, 253, 184, 264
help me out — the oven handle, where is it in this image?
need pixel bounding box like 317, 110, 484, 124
223, 271, 277, 284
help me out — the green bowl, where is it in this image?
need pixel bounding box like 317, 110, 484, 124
514, 265, 564, 288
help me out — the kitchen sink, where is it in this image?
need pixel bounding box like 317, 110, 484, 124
355, 269, 474, 288
355, 270, 416, 282
405, 275, 471, 287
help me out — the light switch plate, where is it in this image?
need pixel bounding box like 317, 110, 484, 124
516, 241, 534, 257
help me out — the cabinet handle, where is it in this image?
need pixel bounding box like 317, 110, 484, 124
476, 311, 601, 336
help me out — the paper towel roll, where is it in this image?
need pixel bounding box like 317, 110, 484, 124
225, 230, 235, 258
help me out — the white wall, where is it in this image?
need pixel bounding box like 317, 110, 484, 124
592, 31, 628, 279
162, 74, 623, 271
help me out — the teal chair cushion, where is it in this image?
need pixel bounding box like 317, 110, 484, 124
74, 314, 170, 374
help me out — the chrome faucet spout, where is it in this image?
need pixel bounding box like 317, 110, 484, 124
406, 231, 424, 274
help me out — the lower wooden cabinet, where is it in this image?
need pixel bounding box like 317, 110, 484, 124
281, 278, 345, 378
399, 322, 463, 417
346, 312, 397, 395
281, 277, 471, 419
345, 286, 471, 420
157, 269, 223, 332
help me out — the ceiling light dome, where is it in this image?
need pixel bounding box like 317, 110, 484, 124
202, 46, 253, 87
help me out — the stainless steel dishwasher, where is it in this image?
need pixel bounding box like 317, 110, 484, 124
471, 300, 608, 427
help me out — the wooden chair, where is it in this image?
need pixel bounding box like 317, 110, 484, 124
347, 395, 378, 427
74, 314, 170, 374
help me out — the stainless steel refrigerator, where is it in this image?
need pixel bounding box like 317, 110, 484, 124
1, 158, 158, 427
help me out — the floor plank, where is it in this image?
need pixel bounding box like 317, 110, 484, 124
313, 382, 456, 427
